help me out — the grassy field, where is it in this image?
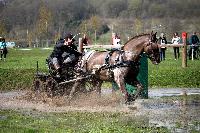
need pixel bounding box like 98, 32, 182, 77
1, 48, 200, 133
0, 48, 200, 91
149, 48, 200, 88
0, 109, 169, 133
0, 48, 50, 91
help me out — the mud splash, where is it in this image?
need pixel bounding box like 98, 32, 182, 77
0, 88, 200, 132
0, 90, 130, 113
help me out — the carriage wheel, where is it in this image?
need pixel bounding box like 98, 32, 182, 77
45, 77, 59, 97
72, 78, 94, 95
33, 78, 43, 93
80, 81, 94, 93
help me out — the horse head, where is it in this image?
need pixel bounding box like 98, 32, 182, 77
123, 32, 160, 65
143, 32, 160, 64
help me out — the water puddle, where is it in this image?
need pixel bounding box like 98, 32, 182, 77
134, 88, 200, 132
102, 88, 200, 132
148, 88, 200, 97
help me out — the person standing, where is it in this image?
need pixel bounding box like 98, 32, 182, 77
81, 34, 91, 53
188, 32, 199, 60
0, 37, 8, 61
159, 33, 167, 61
111, 33, 121, 50
171, 32, 181, 60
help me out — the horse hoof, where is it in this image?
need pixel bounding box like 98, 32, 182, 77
127, 94, 136, 102
125, 100, 131, 105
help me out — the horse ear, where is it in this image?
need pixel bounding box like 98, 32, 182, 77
154, 32, 157, 40
151, 31, 154, 35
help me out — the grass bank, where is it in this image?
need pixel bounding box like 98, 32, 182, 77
149, 48, 200, 88
0, 48, 200, 91
0, 48, 50, 91
0, 109, 169, 132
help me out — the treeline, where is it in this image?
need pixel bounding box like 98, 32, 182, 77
0, 0, 200, 45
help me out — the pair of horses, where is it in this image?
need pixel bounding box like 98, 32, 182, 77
68, 32, 160, 103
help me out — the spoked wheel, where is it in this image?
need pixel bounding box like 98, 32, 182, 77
33, 78, 44, 94
80, 81, 94, 93
72, 78, 95, 95
45, 77, 60, 97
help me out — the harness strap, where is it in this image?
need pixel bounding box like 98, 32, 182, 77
100, 60, 140, 71
78, 50, 96, 71
105, 49, 122, 65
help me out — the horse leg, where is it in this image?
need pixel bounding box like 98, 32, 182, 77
94, 80, 103, 95
68, 81, 81, 100
114, 77, 129, 104
133, 80, 143, 100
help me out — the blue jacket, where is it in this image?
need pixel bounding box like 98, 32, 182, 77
0, 41, 6, 49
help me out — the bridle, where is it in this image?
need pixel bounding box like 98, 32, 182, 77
144, 36, 159, 62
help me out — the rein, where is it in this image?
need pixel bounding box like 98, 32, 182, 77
144, 39, 158, 61
100, 50, 140, 71
100, 60, 140, 71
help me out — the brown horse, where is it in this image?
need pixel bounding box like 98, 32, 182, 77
70, 32, 160, 103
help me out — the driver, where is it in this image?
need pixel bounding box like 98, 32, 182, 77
48, 33, 82, 77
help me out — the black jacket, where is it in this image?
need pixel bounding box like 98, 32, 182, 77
50, 39, 80, 59
189, 35, 199, 45
159, 37, 167, 44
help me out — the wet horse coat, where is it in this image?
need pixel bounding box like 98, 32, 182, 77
71, 32, 160, 103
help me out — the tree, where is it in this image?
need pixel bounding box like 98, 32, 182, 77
127, 0, 141, 17
0, 21, 7, 37
89, 15, 101, 43
79, 20, 88, 34
134, 18, 143, 35
35, 1, 52, 40
101, 0, 128, 18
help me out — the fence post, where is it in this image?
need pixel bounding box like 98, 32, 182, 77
78, 38, 83, 53
125, 54, 148, 99
182, 32, 187, 68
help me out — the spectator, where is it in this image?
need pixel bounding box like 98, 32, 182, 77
82, 34, 91, 53
111, 33, 121, 50
171, 32, 181, 60
159, 33, 167, 61
106, 33, 122, 64
188, 32, 199, 60
0, 37, 8, 61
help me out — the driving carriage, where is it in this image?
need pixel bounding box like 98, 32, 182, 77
33, 34, 92, 97
33, 32, 160, 103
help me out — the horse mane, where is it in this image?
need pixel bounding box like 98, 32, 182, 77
122, 33, 150, 49
124, 33, 150, 45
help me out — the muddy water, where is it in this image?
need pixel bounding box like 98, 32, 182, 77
148, 88, 200, 97
132, 99, 200, 132
132, 88, 200, 132
0, 88, 200, 132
